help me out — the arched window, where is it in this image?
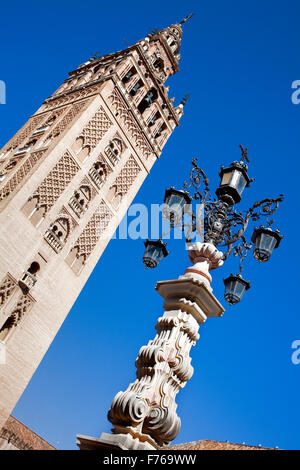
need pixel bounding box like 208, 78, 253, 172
65, 247, 85, 275
15, 138, 37, 156
148, 111, 161, 127
129, 79, 144, 97
89, 161, 107, 188
44, 218, 70, 252
43, 131, 59, 148
4, 159, 17, 171
19, 261, 40, 292
78, 145, 90, 162
69, 185, 91, 217
71, 137, 90, 162
28, 262, 40, 275
138, 88, 158, 115
155, 123, 167, 139
153, 58, 164, 72
22, 197, 46, 228
166, 34, 179, 54
105, 139, 123, 166
33, 115, 57, 136
122, 66, 137, 84
72, 137, 84, 153
107, 185, 122, 209
45, 115, 57, 125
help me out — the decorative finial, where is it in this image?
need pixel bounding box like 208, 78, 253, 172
91, 52, 100, 60
180, 13, 195, 25
149, 27, 159, 36
239, 144, 250, 163
180, 94, 190, 106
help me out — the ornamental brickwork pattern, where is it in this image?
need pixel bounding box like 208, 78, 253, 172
0, 115, 46, 154
0, 150, 47, 202
110, 89, 153, 160
50, 101, 88, 138
72, 200, 113, 260
0, 275, 17, 308
9, 294, 34, 328
31, 152, 79, 215
114, 155, 141, 198
79, 105, 112, 149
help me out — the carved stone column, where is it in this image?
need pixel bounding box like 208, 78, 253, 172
77, 243, 225, 450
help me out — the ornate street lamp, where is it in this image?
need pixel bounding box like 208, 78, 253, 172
81, 150, 284, 452
216, 160, 253, 205
251, 226, 283, 262
224, 273, 250, 305
143, 239, 169, 268
144, 145, 284, 305
163, 187, 191, 227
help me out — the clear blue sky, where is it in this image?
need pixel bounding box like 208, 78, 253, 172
1, 0, 299, 450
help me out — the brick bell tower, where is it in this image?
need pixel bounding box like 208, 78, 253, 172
0, 18, 191, 429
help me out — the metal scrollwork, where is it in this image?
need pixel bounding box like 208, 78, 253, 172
183, 158, 210, 203
174, 157, 283, 271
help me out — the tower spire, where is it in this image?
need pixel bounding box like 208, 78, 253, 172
179, 13, 195, 25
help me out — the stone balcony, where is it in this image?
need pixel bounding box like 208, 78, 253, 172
88, 168, 105, 189
104, 148, 119, 167
44, 229, 65, 253
18, 271, 37, 293
69, 196, 85, 218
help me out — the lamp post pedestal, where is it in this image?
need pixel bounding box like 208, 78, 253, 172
77, 244, 225, 450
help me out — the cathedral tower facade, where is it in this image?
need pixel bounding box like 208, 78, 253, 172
0, 21, 188, 429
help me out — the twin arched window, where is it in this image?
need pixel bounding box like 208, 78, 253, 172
153, 58, 164, 73
105, 139, 123, 166
65, 247, 85, 275
22, 196, 46, 228
89, 161, 107, 189
138, 87, 158, 115
19, 261, 40, 293
45, 218, 70, 252
71, 137, 91, 162
122, 66, 137, 84
107, 185, 122, 210
69, 185, 91, 217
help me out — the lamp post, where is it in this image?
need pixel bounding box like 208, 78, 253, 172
77, 146, 283, 451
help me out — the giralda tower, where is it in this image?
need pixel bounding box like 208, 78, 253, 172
0, 19, 190, 429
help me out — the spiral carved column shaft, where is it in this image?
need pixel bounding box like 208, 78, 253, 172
106, 244, 224, 449
77, 243, 225, 450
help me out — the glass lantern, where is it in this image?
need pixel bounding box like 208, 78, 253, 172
251, 226, 283, 262
163, 187, 191, 227
223, 273, 250, 305
143, 239, 169, 269
216, 161, 251, 205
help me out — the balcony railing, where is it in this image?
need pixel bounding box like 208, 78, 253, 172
69, 196, 85, 217
105, 148, 119, 167
18, 271, 37, 292
89, 168, 105, 189
44, 229, 65, 253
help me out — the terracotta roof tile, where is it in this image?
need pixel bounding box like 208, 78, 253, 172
167, 439, 277, 450
0, 415, 55, 450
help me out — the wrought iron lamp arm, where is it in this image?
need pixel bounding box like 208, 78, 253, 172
245, 194, 284, 226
